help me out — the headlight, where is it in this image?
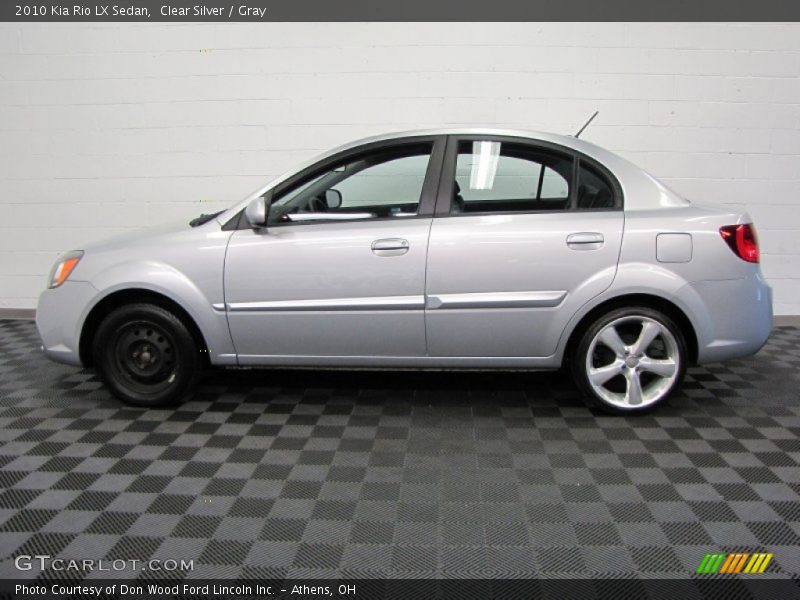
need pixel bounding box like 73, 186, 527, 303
48, 251, 83, 289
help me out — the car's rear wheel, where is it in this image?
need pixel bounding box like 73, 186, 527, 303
571, 306, 687, 414
93, 303, 201, 407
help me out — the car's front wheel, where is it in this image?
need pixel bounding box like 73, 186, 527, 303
93, 303, 201, 407
571, 306, 687, 414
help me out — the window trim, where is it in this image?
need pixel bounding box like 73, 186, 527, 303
229, 135, 447, 230
572, 157, 619, 211
434, 135, 623, 218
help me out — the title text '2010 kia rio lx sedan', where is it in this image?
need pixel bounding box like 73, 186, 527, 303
36, 129, 773, 414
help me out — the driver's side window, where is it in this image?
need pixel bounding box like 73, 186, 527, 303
268, 143, 432, 224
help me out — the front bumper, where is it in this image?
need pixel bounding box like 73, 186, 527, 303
36, 280, 98, 366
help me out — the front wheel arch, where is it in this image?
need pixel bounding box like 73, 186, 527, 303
79, 289, 209, 368
562, 293, 698, 369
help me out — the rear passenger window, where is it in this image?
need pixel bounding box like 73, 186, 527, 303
453, 141, 574, 213
577, 162, 617, 209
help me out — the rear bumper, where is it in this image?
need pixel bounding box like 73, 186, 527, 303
687, 271, 773, 363
36, 280, 98, 367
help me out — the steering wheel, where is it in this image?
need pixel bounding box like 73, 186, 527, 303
309, 194, 328, 212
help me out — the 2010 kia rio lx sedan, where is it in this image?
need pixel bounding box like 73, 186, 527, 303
36, 129, 773, 414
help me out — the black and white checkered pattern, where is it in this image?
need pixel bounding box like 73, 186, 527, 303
0, 320, 799, 581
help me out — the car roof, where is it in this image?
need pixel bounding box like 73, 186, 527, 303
217, 128, 688, 223
324, 127, 614, 162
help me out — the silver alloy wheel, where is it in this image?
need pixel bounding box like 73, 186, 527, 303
585, 316, 680, 410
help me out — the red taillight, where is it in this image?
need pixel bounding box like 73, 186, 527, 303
719, 224, 759, 263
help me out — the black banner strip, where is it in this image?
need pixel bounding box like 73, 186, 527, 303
3, 578, 800, 600
2, 0, 800, 22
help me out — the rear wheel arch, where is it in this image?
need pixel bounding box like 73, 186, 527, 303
563, 293, 699, 367
79, 288, 209, 368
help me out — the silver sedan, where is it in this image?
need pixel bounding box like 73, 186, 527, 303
36, 129, 773, 414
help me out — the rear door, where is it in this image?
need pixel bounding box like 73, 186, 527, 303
424, 135, 624, 359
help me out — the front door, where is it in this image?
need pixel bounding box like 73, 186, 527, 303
425, 136, 624, 360
224, 138, 444, 364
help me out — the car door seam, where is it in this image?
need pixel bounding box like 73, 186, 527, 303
221, 229, 241, 364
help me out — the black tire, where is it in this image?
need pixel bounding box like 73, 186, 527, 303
93, 303, 201, 407
570, 306, 687, 415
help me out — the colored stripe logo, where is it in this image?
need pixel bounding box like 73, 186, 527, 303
696, 552, 773, 574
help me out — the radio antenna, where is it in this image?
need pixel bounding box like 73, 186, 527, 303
574, 111, 599, 138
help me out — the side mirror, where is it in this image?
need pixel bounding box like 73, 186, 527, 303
245, 196, 269, 228
325, 189, 342, 209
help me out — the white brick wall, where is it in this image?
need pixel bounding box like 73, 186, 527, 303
1, 22, 799, 313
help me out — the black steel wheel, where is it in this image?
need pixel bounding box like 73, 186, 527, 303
93, 303, 201, 407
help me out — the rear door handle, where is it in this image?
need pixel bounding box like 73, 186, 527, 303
371, 238, 409, 256
567, 232, 604, 250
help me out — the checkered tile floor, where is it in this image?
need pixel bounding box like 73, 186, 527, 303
0, 319, 799, 581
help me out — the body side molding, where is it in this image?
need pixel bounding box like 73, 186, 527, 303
426, 290, 567, 310
217, 291, 567, 313
221, 295, 425, 312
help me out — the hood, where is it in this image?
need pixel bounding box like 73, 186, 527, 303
79, 220, 194, 254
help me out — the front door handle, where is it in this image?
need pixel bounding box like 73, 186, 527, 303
567, 232, 604, 250
371, 238, 409, 256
